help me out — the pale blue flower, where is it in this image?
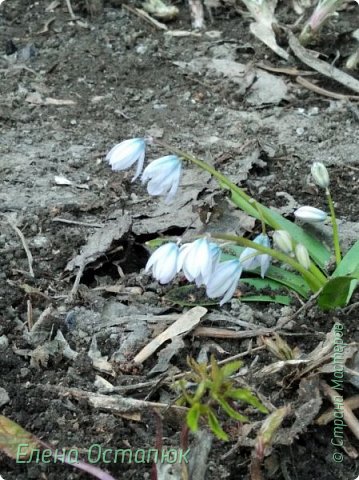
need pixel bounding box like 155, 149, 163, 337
294, 206, 327, 223
106, 138, 146, 181
177, 238, 220, 287
142, 155, 182, 203
239, 233, 271, 278
206, 259, 243, 306
145, 242, 179, 284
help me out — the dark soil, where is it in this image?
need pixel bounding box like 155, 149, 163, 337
0, 1, 358, 480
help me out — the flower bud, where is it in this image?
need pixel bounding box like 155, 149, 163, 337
311, 162, 329, 189
294, 206, 327, 223
295, 244, 311, 270
273, 231, 293, 254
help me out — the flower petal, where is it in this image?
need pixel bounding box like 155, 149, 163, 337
132, 150, 145, 182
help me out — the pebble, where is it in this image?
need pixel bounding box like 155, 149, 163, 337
296, 127, 305, 136
0, 335, 9, 351
0, 387, 10, 407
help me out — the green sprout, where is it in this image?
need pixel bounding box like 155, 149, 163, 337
175, 356, 268, 441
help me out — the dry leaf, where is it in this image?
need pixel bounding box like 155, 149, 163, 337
66, 215, 132, 272
133, 306, 207, 364
0, 415, 39, 459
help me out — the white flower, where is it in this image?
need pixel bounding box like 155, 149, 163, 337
273, 230, 293, 254
311, 162, 329, 189
206, 259, 243, 306
177, 238, 220, 286
145, 242, 179, 284
106, 138, 146, 181
239, 233, 271, 278
295, 244, 311, 270
142, 155, 182, 203
294, 206, 327, 223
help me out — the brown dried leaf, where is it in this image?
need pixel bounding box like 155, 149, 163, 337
133, 306, 207, 364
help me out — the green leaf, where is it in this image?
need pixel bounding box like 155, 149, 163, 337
230, 192, 330, 269
215, 396, 249, 423
332, 240, 359, 277
220, 360, 243, 379
226, 389, 269, 414
240, 278, 284, 291
166, 285, 292, 306
145, 237, 177, 249
207, 409, 228, 441
264, 266, 310, 298
211, 355, 223, 391
230, 191, 259, 217
241, 295, 292, 305
331, 240, 359, 305
193, 381, 207, 402
186, 404, 201, 432
318, 276, 358, 310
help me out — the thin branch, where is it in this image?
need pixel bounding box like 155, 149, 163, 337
1, 215, 34, 277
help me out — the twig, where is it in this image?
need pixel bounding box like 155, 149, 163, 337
256, 62, 314, 77
170, 345, 266, 381
27, 299, 33, 330
316, 394, 359, 425
68, 263, 85, 302
275, 290, 322, 329
288, 31, 359, 94
100, 346, 267, 395
193, 326, 275, 339
343, 301, 359, 313
39, 384, 188, 415
321, 381, 359, 440
122, 4, 168, 30
52, 217, 104, 228
296, 76, 359, 101
65, 0, 77, 20
1, 215, 34, 277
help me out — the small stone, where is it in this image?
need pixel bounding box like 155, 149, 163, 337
20, 367, 30, 378
0, 387, 10, 407
31, 235, 50, 249
0, 335, 9, 351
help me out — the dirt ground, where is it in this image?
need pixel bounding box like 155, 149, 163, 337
1, 0, 359, 479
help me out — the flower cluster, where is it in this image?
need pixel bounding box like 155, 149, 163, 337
145, 235, 272, 305
106, 138, 341, 305
106, 138, 181, 203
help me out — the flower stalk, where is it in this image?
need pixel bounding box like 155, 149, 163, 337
153, 139, 282, 230
211, 233, 325, 292
326, 189, 341, 266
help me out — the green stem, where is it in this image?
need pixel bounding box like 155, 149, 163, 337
326, 189, 341, 266
309, 263, 328, 284
211, 233, 325, 292
154, 140, 282, 229
254, 201, 267, 235
153, 139, 328, 285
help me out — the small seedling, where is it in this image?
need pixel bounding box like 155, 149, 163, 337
175, 356, 268, 441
